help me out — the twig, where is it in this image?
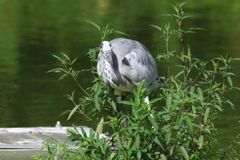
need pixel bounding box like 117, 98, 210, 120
220, 131, 240, 160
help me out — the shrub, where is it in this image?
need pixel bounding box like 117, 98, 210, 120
33, 2, 240, 160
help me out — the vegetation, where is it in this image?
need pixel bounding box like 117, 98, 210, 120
33, 2, 240, 160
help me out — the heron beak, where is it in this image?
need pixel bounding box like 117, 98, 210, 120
102, 50, 113, 64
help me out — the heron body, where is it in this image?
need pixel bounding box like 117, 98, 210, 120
97, 38, 159, 98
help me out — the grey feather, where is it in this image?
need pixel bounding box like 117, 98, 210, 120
97, 38, 159, 93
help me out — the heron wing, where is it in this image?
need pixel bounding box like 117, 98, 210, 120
110, 38, 158, 90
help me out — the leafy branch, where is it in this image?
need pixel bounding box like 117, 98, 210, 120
85, 20, 129, 41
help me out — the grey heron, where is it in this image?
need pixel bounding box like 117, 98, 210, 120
97, 38, 159, 130
97, 38, 159, 101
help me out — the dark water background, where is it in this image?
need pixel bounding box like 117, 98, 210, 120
1, 0, 240, 150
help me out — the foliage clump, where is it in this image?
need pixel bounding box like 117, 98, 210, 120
33, 2, 240, 160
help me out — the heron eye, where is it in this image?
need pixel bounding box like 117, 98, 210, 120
100, 49, 104, 53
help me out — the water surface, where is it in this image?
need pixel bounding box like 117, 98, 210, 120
0, 0, 240, 150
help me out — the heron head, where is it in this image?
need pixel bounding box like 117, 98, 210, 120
100, 41, 111, 51
100, 41, 113, 63
102, 50, 113, 64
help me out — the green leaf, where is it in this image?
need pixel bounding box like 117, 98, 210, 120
171, 14, 181, 19
148, 116, 158, 130
166, 131, 172, 144
178, 115, 184, 126
60, 52, 70, 61
185, 112, 198, 117
204, 127, 211, 134
179, 146, 189, 160
150, 25, 163, 32
85, 20, 101, 32
80, 126, 87, 137
126, 138, 132, 150
185, 30, 196, 34
94, 83, 101, 110
71, 58, 77, 65
198, 135, 204, 149
226, 99, 234, 109
133, 107, 144, 119
57, 110, 71, 118
175, 70, 184, 78
134, 134, 140, 150
213, 104, 223, 111
120, 100, 136, 106
137, 151, 141, 159
186, 118, 193, 137
182, 15, 193, 20
170, 145, 176, 156
190, 27, 205, 31
225, 72, 236, 76
96, 117, 104, 134
153, 136, 165, 150
150, 97, 162, 104
190, 86, 195, 94
196, 87, 203, 102
192, 105, 196, 114
160, 154, 167, 160
227, 76, 233, 87
214, 93, 221, 106
46, 68, 65, 73
166, 95, 172, 110
57, 74, 68, 81
67, 105, 79, 120
229, 57, 240, 62
111, 101, 117, 112
179, 2, 188, 8
204, 107, 210, 123
52, 54, 60, 60
115, 132, 124, 150
89, 128, 95, 141
114, 31, 129, 37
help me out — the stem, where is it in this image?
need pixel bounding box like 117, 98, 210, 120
62, 62, 93, 100
221, 64, 228, 95
181, 36, 187, 83
190, 66, 206, 86
90, 60, 96, 78
220, 131, 240, 160
166, 39, 171, 78
72, 100, 92, 120
71, 75, 93, 99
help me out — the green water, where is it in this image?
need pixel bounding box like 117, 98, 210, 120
0, 0, 240, 153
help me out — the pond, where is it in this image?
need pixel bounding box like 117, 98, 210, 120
0, 0, 240, 150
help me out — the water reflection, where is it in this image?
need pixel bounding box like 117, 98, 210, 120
0, 0, 239, 149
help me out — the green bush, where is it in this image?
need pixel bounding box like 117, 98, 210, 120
33, 2, 240, 160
